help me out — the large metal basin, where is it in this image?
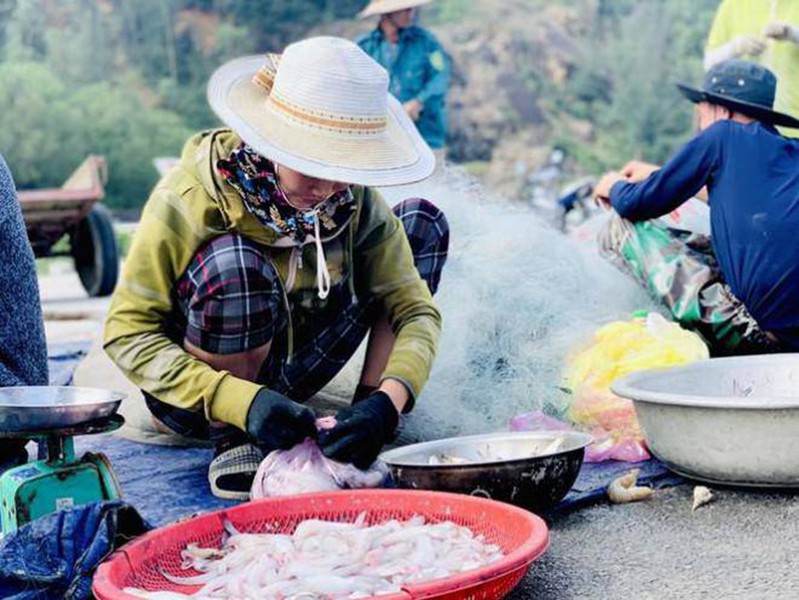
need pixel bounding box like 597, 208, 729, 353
613, 354, 799, 486
0, 387, 124, 434
379, 431, 592, 512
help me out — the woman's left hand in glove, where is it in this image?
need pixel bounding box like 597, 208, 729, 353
319, 391, 399, 469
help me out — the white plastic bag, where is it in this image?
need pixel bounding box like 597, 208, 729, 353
250, 439, 388, 499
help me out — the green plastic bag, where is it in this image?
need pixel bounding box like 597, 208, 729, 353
599, 213, 780, 355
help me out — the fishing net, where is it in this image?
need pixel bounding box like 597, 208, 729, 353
379, 170, 659, 441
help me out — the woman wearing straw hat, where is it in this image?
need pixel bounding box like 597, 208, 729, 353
104, 37, 449, 499
356, 0, 450, 152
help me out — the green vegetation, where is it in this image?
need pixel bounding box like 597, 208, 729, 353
2, 0, 364, 209
564, 0, 719, 170
3, 0, 721, 209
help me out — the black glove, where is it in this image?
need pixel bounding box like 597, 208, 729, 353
319, 391, 399, 469
245, 388, 317, 451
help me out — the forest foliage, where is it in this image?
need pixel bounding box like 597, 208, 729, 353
2, 0, 719, 208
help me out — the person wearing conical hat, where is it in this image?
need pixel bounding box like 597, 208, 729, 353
704, 0, 799, 137
356, 0, 450, 152
593, 60, 799, 354
104, 37, 449, 499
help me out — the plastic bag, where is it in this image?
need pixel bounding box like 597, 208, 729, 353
598, 213, 780, 355
509, 411, 573, 434
250, 439, 388, 499
508, 409, 650, 463
563, 312, 709, 462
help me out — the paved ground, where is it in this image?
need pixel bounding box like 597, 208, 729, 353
510, 484, 799, 599
39, 265, 110, 344
39, 267, 799, 600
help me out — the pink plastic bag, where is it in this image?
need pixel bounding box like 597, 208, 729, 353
250, 439, 388, 499
509, 410, 650, 463
509, 411, 573, 433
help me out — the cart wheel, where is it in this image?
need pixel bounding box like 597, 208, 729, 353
71, 205, 119, 297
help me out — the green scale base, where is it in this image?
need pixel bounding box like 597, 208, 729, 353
0, 415, 124, 536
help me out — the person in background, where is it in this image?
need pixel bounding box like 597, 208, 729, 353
104, 37, 448, 500
594, 60, 799, 354
356, 0, 450, 157
705, 0, 799, 137
0, 154, 49, 471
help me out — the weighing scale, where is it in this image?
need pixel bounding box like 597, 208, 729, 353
0, 387, 125, 535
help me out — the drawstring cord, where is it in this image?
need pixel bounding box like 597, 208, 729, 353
275, 163, 332, 300
312, 209, 331, 300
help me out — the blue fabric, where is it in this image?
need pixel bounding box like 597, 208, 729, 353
0, 500, 150, 600
75, 436, 235, 526
0, 154, 48, 387
553, 458, 684, 514
74, 434, 683, 524
48, 342, 91, 386
357, 25, 450, 148
610, 120, 799, 344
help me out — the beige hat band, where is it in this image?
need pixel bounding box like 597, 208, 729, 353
252, 67, 276, 93
251, 54, 281, 94
266, 90, 388, 135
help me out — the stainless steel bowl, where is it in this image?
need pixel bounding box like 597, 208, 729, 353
613, 354, 799, 486
379, 431, 592, 512
0, 387, 125, 434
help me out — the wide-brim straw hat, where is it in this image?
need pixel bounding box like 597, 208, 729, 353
207, 36, 434, 186
358, 0, 432, 19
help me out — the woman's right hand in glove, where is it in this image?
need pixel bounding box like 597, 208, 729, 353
245, 388, 317, 451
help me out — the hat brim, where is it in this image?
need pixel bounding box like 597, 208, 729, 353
358, 0, 432, 19
207, 55, 435, 187
676, 83, 799, 129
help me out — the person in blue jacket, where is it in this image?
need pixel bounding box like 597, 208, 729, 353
356, 0, 450, 151
594, 60, 799, 352
0, 155, 48, 472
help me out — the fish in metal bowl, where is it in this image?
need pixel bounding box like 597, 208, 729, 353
379, 431, 592, 512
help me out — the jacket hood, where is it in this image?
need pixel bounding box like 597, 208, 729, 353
178, 128, 283, 246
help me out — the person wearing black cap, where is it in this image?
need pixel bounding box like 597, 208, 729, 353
594, 59, 799, 353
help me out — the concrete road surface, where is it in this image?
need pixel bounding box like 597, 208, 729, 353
510, 484, 799, 599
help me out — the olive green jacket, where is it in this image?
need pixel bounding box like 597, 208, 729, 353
104, 129, 441, 430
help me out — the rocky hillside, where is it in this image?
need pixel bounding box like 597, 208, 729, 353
328, 0, 717, 201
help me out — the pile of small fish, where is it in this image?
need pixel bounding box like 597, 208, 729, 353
125, 513, 504, 599
426, 437, 566, 466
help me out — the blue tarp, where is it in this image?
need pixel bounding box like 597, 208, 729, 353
76, 436, 236, 526
556, 458, 684, 513
50, 342, 684, 524
48, 341, 90, 386
0, 500, 150, 600
73, 434, 683, 526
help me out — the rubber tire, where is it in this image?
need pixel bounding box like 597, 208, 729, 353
71, 204, 119, 297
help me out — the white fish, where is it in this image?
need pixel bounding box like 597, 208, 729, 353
126, 513, 503, 599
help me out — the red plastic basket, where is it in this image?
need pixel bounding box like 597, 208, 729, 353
93, 489, 549, 600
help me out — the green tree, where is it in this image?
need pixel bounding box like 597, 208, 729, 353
0, 62, 82, 187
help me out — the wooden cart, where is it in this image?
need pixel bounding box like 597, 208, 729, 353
18, 155, 119, 297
